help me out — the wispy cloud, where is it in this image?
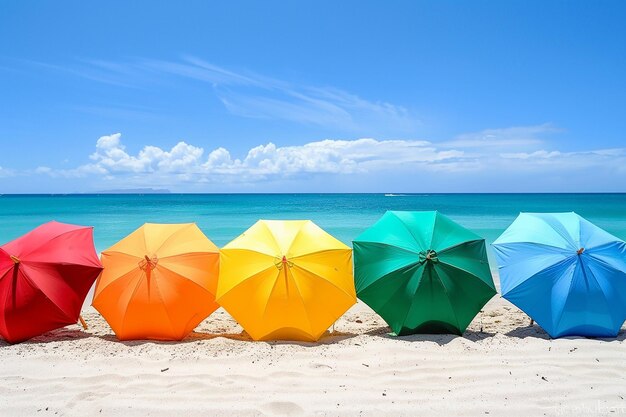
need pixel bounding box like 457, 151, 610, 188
441, 124, 559, 149
71, 104, 159, 121
22, 56, 419, 134
21, 59, 141, 89
498, 148, 626, 172
0, 166, 16, 178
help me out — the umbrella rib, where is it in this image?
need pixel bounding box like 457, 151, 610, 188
578, 216, 583, 250
291, 263, 355, 301
101, 250, 142, 259
437, 260, 496, 293
258, 269, 284, 332
141, 224, 149, 257
586, 251, 626, 278
580, 261, 617, 332
158, 251, 218, 261
430, 212, 441, 250
93, 267, 140, 303
586, 241, 626, 258
390, 212, 428, 250
285, 222, 308, 256
285, 269, 316, 338
366, 263, 423, 334
0, 269, 13, 334
493, 241, 576, 255
148, 267, 178, 338
222, 247, 282, 260
16, 226, 94, 259
502, 255, 575, 297
437, 239, 484, 255
118, 270, 148, 338
217, 263, 278, 302
394, 264, 428, 333
289, 248, 353, 260
152, 223, 196, 255
356, 260, 422, 293
351, 241, 419, 256
0, 262, 15, 281
551, 257, 584, 335
429, 266, 462, 332
15, 259, 102, 269
14, 267, 75, 323
492, 242, 576, 271
261, 221, 285, 256
534, 214, 577, 250
157, 263, 215, 297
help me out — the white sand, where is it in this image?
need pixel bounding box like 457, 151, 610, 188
1, 283, 626, 416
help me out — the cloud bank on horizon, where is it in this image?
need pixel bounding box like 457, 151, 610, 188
5, 123, 624, 193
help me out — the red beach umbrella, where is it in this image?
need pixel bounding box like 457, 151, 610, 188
0, 221, 103, 343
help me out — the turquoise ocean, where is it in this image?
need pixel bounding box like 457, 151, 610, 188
1, 193, 626, 270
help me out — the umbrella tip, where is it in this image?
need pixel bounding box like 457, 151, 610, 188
282, 255, 287, 263
577, 247, 585, 255
141, 255, 158, 270
9, 255, 19, 264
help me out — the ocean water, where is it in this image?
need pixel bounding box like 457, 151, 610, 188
1, 193, 626, 266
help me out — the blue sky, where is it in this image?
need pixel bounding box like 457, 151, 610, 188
1, 1, 625, 193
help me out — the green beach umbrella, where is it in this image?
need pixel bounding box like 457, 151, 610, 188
353, 211, 496, 335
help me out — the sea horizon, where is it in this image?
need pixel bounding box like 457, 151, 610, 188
3, 191, 626, 195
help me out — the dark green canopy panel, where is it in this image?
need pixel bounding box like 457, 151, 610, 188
353, 211, 496, 335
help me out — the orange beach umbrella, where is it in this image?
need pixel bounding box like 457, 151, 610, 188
92, 223, 219, 341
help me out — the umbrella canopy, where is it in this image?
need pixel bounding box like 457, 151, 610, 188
217, 220, 355, 342
0, 221, 102, 343
92, 223, 219, 341
353, 211, 496, 336
493, 212, 626, 338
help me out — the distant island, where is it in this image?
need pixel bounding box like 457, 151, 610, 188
94, 188, 171, 194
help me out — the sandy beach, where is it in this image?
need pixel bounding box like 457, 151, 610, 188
1, 276, 625, 417
4, 0, 626, 415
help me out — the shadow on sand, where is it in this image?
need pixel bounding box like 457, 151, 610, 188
5, 324, 623, 346
365, 325, 496, 345
95, 329, 357, 347
0, 328, 92, 347
505, 324, 626, 342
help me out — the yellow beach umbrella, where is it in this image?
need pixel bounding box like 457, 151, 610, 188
93, 223, 220, 341
217, 220, 355, 342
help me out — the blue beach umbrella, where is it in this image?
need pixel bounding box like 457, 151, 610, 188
493, 212, 626, 338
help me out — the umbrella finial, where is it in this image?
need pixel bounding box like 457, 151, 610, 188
419, 250, 439, 264
10, 255, 20, 264
577, 248, 585, 255
282, 255, 287, 264
140, 255, 158, 271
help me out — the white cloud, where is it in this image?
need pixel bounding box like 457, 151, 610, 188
7, 126, 626, 192
34, 166, 53, 174
62, 134, 464, 181
86, 133, 205, 174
